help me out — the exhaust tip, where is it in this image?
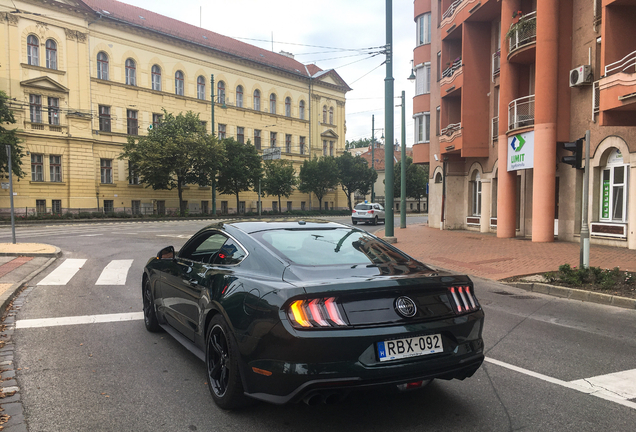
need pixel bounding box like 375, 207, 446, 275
303, 393, 323, 406
323, 392, 342, 405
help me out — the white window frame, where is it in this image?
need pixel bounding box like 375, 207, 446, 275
413, 112, 430, 144
30, 94, 42, 123
97, 52, 108, 80
600, 150, 629, 223
471, 172, 482, 216
45, 39, 57, 70
415, 62, 431, 96
416, 13, 431, 45
50, 155, 62, 182
175, 71, 184, 96
27, 35, 39, 66
125, 58, 136, 86
31, 154, 43, 181
299, 100, 305, 119
100, 158, 113, 184
151, 65, 161, 91
197, 76, 206, 100
236, 85, 243, 107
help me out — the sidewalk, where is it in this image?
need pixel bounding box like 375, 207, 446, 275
0, 243, 60, 317
389, 223, 636, 280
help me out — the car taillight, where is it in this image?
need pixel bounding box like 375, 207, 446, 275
449, 286, 479, 313
368, 210, 374, 214
352, 210, 356, 214
288, 297, 347, 329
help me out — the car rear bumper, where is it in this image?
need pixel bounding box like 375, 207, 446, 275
240, 311, 485, 404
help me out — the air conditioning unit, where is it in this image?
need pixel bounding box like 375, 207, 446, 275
570, 65, 592, 87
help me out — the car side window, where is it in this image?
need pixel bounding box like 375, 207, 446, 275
179, 232, 228, 263
212, 238, 246, 265
374, 205, 380, 210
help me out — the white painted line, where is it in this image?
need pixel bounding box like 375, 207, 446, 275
37, 259, 87, 285
95, 259, 134, 285
485, 357, 636, 410
16, 312, 144, 329
80, 234, 103, 237
570, 368, 636, 400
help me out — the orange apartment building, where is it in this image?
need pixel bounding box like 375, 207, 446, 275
412, 0, 636, 250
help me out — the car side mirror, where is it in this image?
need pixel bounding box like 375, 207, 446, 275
157, 246, 175, 260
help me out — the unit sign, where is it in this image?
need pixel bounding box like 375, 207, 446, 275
507, 131, 534, 172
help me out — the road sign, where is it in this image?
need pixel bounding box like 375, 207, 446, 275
262, 147, 281, 160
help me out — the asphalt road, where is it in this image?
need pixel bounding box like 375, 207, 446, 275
1, 219, 635, 432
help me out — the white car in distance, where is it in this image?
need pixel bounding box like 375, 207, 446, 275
351, 202, 385, 225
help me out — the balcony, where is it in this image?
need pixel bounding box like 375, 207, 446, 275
24, 121, 68, 134
508, 95, 535, 130
440, 123, 462, 154
441, 58, 463, 95
440, 0, 481, 36
507, 11, 536, 57
599, 49, 636, 124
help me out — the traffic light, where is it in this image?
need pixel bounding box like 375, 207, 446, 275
562, 138, 583, 169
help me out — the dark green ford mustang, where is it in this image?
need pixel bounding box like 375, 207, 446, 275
142, 220, 484, 409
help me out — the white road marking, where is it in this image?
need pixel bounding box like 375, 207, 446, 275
80, 234, 103, 237
37, 259, 87, 285
485, 357, 636, 410
15, 312, 144, 329
157, 234, 192, 238
570, 368, 636, 400
95, 259, 134, 285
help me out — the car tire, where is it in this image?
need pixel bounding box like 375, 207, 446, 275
142, 278, 162, 333
352, 220, 357, 225
206, 315, 248, 410
373, 216, 378, 225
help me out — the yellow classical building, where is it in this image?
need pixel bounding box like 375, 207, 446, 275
0, 0, 350, 215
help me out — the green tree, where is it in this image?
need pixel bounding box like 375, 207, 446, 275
298, 156, 339, 211
120, 109, 223, 216
393, 157, 429, 211
336, 152, 377, 211
0, 90, 26, 179
217, 138, 262, 213
262, 159, 297, 213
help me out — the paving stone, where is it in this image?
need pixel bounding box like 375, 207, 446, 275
1, 370, 15, 379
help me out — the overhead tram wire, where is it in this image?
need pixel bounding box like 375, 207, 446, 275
227, 36, 386, 53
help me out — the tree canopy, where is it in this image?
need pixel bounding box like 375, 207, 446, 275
120, 109, 223, 216
0, 90, 26, 179
262, 159, 297, 213
298, 156, 339, 210
336, 152, 377, 211
216, 137, 262, 213
393, 157, 429, 205
345, 137, 373, 150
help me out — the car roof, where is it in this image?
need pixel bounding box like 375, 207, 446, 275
204, 219, 349, 234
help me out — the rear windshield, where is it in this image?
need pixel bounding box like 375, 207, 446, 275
253, 228, 411, 266
354, 204, 373, 210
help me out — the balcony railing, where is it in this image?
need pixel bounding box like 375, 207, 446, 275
442, 57, 462, 79
492, 50, 500, 81
492, 116, 499, 142
508, 11, 537, 53
441, 123, 461, 137
508, 95, 534, 130
604, 49, 636, 76
442, 0, 464, 21
593, 80, 600, 120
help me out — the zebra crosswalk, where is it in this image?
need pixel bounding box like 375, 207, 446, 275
38, 258, 135, 286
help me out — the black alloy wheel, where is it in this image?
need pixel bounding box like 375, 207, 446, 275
373, 216, 378, 225
206, 315, 247, 409
352, 220, 357, 225
143, 278, 161, 332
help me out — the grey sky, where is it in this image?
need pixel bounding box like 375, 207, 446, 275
122, 0, 417, 147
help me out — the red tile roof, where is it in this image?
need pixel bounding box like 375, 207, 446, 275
355, 146, 413, 171
80, 0, 344, 83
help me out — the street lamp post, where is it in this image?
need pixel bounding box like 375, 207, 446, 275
384, 0, 395, 240
399, 91, 406, 229
5, 145, 16, 244
210, 74, 217, 216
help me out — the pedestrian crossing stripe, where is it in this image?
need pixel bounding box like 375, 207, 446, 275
37, 258, 134, 286
37, 259, 86, 285
95, 260, 134, 285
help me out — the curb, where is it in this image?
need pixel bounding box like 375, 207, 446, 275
0, 257, 58, 319
505, 281, 636, 310
0, 246, 62, 258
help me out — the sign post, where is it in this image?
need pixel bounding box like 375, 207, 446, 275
5, 145, 16, 244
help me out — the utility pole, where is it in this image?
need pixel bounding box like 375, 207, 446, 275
371, 115, 375, 202
210, 74, 216, 216
384, 0, 395, 240
5, 145, 16, 244
399, 91, 406, 229
581, 130, 591, 268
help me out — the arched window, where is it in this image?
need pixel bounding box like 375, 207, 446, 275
175, 70, 184, 96
217, 81, 225, 104
600, 148, 629, 222
471, 172, 482, 216
329, 107, 334, 124
45, 39, 57, 69
270, 93, 276, 114
27, 35, 39, 66
151, 65, 161, 91
253, 89, 261, 110
285, 97, 291, 117
197, 76, 206, 100
236, 85, 243, 107
97, 51, 109, 80
299, 100, 305, 120
125, 58, 136, 86
323, 105, 327, 123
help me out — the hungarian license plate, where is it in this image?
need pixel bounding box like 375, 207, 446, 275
357, 211, 366, 215
377, 334, 443, 362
